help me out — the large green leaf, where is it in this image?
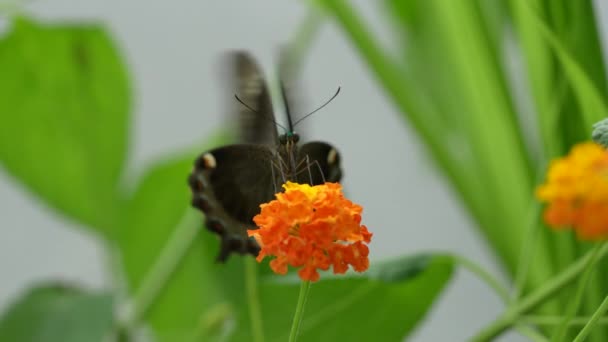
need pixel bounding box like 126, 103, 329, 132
117, 136, 234, 341
229, 254, 453, 342
0, 284, 114, 342
0, 17, 130, 233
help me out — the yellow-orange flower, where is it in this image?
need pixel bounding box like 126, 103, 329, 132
536, 142, 608, 239
248, 182, 372, 282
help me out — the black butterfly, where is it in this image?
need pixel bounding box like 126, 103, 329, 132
188, 51, 342, 262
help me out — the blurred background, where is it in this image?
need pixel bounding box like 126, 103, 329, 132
2, 1, 607, 340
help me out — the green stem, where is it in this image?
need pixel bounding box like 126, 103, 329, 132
124, 210, 200, 327
580, 269, 607, 342
523, 315, 608, 327
245, 257, 264, 342
517, 326, 550, 342
289, 281, 311, 342
452, 255, 547, 341
552, 243, 603, 341
573, 292, 608, 342
452, 255, 510, 302
471, 243, 608, 341
511, 195, 542, 301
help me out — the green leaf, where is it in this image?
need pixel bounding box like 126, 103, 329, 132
0, 284, 114, 342
0, 17, 130, 233
519, 2, 608, 133
117, 134, 232, 341
510, 0, 608, 156
229, 254, 453, 342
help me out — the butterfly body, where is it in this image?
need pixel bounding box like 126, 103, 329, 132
188, 52, 342, 262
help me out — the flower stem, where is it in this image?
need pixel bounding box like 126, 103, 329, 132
452, 255, 510, 302
452, 255, 548, 341
289, 281, 311, 342
573, 292, 608, 342
471, 243, 608, 341
245, 257, 264, 342
511, 199, 542, 301
551, 243, 603, 341
523, 315, 608, 327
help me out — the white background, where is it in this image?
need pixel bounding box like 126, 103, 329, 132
2, 1, 607, 341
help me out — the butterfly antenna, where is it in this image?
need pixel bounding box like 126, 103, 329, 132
280, 80, 295, 133
292, 86, 341, 128
234, 94, 287, 131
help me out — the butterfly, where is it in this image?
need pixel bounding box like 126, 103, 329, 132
188, 51, 342, 262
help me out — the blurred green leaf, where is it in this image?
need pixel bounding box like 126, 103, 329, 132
228, 254, 453, 342
548, 0, 607, 152
520, 2, 608, 132
508, 0, 608, 154
117, 135, 238, 342
0, 284, 114, 342
509, 0, 563, 157
119, 154, 218, 341
0, 17, 130, 233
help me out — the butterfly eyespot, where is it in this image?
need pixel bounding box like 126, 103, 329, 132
198, 153, 216, 169
327, 148, 338, 164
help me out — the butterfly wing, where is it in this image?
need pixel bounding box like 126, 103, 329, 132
188, 144, 278, 261
227, 51, 278, 146
297, 142, 343, 185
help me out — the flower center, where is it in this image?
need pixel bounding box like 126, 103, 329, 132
289, 223, 300, 236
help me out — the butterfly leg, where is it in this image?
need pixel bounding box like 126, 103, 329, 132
278, 154, 289, 183
292, 155, 313, 184
305, 155, 314, 184
294, 155, 326, 184
272, 153, 287, 185
270, 159, 279, 193
308, 158, 326, 183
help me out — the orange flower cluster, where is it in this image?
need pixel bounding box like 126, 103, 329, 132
249, 182, 372, 282
536, 142, 608, 239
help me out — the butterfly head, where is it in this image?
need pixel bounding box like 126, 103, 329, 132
278, 131, 300, 147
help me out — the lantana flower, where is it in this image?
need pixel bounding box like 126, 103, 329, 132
248, 182, 372, 282
536, 142, 608, 239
